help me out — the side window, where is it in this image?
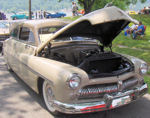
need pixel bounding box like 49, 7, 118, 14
10, 27, 18, 38
19, 27, 35, 45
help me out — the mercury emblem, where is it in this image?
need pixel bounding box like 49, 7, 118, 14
118, 80, 123, 92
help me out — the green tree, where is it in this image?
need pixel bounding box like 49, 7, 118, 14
59, 0, 147, 14
92, 0, 147, 11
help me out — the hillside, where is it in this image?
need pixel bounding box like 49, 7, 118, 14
0, 0, 72, 13
0, 0, 149, 13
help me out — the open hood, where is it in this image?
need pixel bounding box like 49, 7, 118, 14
36, 6, 138, 54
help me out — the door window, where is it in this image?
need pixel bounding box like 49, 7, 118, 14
10, 27, 19, 38
19, 27, 35, 45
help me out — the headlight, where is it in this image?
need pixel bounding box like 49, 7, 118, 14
140, 63, 148, 75
68, 74, 81, 89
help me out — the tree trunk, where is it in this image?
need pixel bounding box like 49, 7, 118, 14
79, 0, 95, 14
29, 0, 32, 19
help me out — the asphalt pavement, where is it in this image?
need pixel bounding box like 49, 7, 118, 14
0, 55, 150, 118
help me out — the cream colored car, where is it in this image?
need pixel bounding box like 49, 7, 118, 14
3, 6, 148, 115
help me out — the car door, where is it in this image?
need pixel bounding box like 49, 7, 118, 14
16, 26, 38, 90
4, 26, 20, 72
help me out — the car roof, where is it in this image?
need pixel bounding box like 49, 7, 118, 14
11, 19, 71, 30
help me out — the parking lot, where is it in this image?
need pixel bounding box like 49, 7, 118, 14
0, 55, 150, 118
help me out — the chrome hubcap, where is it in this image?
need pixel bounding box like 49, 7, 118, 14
43, 81, 55, 112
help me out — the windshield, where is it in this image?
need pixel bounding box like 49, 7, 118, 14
38, 26, 63, 44
54, 36, 98, 42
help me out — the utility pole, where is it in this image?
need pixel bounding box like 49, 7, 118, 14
29, 0, 32, 19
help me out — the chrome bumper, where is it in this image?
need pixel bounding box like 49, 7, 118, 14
53, 84, 148, 114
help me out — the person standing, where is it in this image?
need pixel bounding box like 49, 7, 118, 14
39, 11, 41, 19
41, 10, 43, 19
35, 11, 37, 19
74, 3, 78, 16
72, 2, 76, 16
72, 2, 78, 16
44, 11, 46, 19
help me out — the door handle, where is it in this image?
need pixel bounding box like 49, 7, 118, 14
25, 44, 30, 49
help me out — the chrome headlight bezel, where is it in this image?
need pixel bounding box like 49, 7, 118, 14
67, 74, 81, 89
140, 63, 148, 75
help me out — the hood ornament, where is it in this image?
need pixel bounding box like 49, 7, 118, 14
118, 80, 123, 92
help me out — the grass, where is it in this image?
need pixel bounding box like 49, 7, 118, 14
113, 15, 150, 93
144, 76, 150, 93
63, 14, 150, 93
62, 16, 80, 21
113, 47, 150, 64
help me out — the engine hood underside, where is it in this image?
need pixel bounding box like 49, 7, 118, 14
56, 20, 129, 46
37, 6, 138, 54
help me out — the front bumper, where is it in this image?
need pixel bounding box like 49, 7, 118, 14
53, 84, 148, 114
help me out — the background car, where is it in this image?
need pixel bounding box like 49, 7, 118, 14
3, 7, 148, 115
0, 21, 10, 52
46, 12, 66, 18
128, 11, 137, 15
11, 14, 29, 20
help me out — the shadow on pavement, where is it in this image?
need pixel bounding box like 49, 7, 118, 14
10, 71, 47, 110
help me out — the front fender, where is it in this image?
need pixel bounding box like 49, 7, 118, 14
19, 54, 89, 103
122, 54, 147, 74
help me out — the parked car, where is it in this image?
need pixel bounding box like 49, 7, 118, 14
11, 13, 29, 20
3, 6, 148, 115
46, 12, 66, 18
128, 11, 137, 15
0, 21, 10, 52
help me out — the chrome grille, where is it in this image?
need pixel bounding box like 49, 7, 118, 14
79, 77, 138, 100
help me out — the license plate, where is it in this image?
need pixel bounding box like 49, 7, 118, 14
112, 96, 131, 107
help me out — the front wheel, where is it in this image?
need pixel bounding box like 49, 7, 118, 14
42, 80, 60, 115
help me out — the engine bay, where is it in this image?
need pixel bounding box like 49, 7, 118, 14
42, 41, 134, 78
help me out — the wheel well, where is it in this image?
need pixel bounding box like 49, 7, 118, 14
38, 77, 44, 95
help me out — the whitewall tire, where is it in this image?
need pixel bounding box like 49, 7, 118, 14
42, 80, 60, 115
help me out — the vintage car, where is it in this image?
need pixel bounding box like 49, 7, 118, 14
3, 6, 148, 115
11, 12, 31, 20
128, 11, 137, 15
46, 12, 66, 18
